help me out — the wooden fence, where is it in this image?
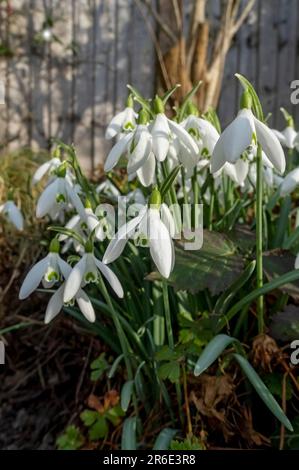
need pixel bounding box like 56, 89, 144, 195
0, 0, 298, 172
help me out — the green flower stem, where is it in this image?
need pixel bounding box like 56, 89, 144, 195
192, 168, 199, 229
208, 179, 215, 230
181, 167, 191, 229
162, 280, 183, 424
98, 275, 138, 414
161, 161, 181, 233
256, 143, 264, 333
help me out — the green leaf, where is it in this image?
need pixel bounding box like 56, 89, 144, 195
127, 84, 152, 116
269, 304, 299, 341
106, 404, 125, 426
233, 354, 293, 432
214, 260, 256, 315
107, 354, 124, 379
90, 353, 109, 381
121, 417, 137, 450
194, 334, 238, 376
56, 425, 84, 450
272, 196, 291, 248
153, 428, 178, 450
80, 409, 98, 427
170, 438, 203, 450
158, 361, 180, 383
263, 251, 299, 300
178, 81, 202, 122
156, 232, 244, 296
283, 225, 299, 250
162, 84, 181, 105
235, 73, 264, 121
89, 416, 108, 440
47, 225, 84, 245
155, 345, 181, 362
217, 267, 299, 331
160, 164, 182, 199
121, 380, 134, 412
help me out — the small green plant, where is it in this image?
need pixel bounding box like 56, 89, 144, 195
56, 425, 84, 450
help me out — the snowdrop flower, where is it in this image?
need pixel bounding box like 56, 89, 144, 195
19, 239, 69, 299
36, 163, 85, 219
211, 91, 285, 175
103, 188, 175, 278
42, 28, 53, 42
44, 261, 95, 324
181, 115, 220, 157
273, 126, 299, 151
280, 168, 299, 196
214, 159, 249, 187
272, 110, 299, 150
151, 97, 199, 164
105, 95, 137, 140
0, 199, 24, 230
32, 157, 61, 185
63, 242, 124, 303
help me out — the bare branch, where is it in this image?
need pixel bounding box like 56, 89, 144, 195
231, 0, 256, 37
140, 0, 178, 44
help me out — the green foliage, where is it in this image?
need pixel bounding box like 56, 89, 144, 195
90, 353, 109, 381
80, 404, 124, 442
269, 305, 299, 341
170, 437, 204, 450
56, 425, 84, 450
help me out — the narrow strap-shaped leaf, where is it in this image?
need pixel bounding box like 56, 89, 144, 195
160, 164, 182, 199
121, 380, 134, 412
47, 225, 84, 245
217, 268, 299, 331
214, 260, 256, 315
235, 73, 264, 122
233, 354, 293, 432
162, 84, 181, 105
107, 354, 124, 379
273, 195, 291, 248
194, 334, 238, 376
283, 225, 299, 250
153, 428, 178, 450
121, 417, 137, 450
127, 84, 153, 116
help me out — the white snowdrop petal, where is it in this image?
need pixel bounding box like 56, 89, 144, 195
36, 179, 59, 218
254, 117, 286, 174
76, 289, 96, 322
104, 133, 132, 172
103, 206, 147, 264
137, 152, 156, 187
168, 118, 199, 155
148, 209, 173, 278
6, 201, 24, 230
280, 168, 299, 196
44, 285, 64, 324
63, 255, 87, 302
94, 258, 124, 298
152, 113, 170, 162
160, 203, 175, 238
105, 109, 127, 140
57, 257, 72, 279
65, 180, 85, 218
19, 256, 49, 299
283, 127, 297, 149
127, 129, 152, 174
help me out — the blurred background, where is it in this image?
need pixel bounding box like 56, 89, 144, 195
0, 0, 298, 172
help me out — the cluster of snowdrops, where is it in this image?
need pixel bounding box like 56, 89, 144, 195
1, 78, 299, 325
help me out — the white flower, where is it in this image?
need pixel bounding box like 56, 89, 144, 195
44, 261, 95, 324
19, 242, 69, 299
0, 200, 24, 230
36, 173, 85, 219
214, 159, 249, 187
105, 105, 136, 140
211, 108, 285, 174
280, 168, 299, 196
272, 126, 299, 150
63, 249, 124, 302
103, 196, 175, 279
181, 115, 220, 156
42, 28, 53, 42
32, 157, 61, 185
